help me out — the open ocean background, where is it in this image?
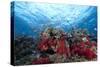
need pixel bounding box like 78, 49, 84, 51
11, 2, 97, 39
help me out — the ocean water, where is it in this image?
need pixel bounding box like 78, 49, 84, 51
11, 2, 97, 38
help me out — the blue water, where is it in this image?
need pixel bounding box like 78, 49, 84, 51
11, 2, 97, 38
